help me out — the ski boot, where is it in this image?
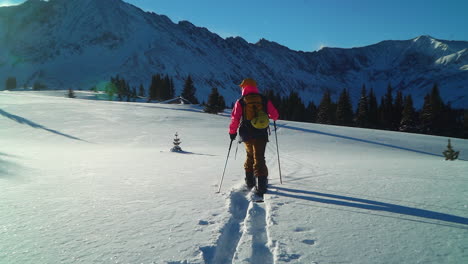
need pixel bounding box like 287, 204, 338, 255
245, 171, 256, 190
255, 176, 268, 196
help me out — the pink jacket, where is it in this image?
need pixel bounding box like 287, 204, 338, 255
229, 85, 279, 134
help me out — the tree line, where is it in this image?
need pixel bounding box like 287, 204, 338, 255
100, 73, 225, 113
145, 74, 200, 104
265, 83, 467, 139
4, 75, 466, 138
102, 74, 200, 104
4, 76, 47, 90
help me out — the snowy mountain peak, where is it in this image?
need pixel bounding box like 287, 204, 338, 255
412, 35, 449, 51
0, 2, 467, 108
255, 38, 291, 51
413, 35, 436, 42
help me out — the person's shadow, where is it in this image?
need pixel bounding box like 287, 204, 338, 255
270, 186, 468, 228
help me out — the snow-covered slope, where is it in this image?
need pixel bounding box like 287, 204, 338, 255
1, 91, 467, 263
0, 0, 467, 108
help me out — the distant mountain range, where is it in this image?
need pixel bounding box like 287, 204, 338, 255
1, 0, 467, 107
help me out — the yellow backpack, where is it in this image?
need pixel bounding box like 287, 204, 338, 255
241, 94, 270, 129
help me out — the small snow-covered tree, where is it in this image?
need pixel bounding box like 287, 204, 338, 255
443, 139, 459, 161
171, 132, 183, 152
67, 88, 76, 98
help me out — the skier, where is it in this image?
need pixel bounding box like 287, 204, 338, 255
229, 78, 279, 197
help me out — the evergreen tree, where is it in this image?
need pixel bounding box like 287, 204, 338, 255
420, 83, 445, 134
181, 75, 199, 104
33, 81, 47, 90
284, 91, 306, 121
336, 88, 354, 126
149, 74, 163, 101
171, 132, 183, 152
148, 73, 175, 101
204, 87, 223, 113
464, 110, 468, 139
218, 95, 226, 112
110, 75, 131, 101
368, 88, 379, 128
355, 84, 369, 128
400, 95, 416, 132
420, 94, 432, 133
317, 90, 333, 124
125, 82, 131, 102
148, 75, 156, 100
442, 139, 459, 161
5, 77, 17, 90
138, 84, 145, 98
380, 83, 394, 129
104, 81, 117, 100
393, 90, 404, 129
161, 75, 169, 101
159, 75, 175, 101
305, 101, 317, 123
131, 87, 137, 101
441, 103, 459, 137
379, 97, 385, 127
169, 76, 175, 99
67, 88, 76, 98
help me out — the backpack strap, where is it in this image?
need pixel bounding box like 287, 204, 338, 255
239, 95, 246, 122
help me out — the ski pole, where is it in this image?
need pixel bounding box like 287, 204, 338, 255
274, 121, 283, 184
217, 139, 234, 193
234, 140, 239, 160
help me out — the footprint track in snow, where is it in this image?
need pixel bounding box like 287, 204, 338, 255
234, 201, 274, 263
202, 189, 274, 263
201, 190, 250, 263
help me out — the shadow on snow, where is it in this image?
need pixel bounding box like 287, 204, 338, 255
0, 109, 88, 142
170, 150, 216, 157
276, 123, 466, 160
0, 152, 25, 179
271, 186, 468, 228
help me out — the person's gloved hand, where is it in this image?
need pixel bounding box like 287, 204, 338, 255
229, 133, 237, 141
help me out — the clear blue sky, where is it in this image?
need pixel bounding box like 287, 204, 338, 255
2, 0, 468, 51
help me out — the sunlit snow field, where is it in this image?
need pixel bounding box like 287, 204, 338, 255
1, 90, 467, 264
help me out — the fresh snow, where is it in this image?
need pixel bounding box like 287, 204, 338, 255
1, 91, 467, 264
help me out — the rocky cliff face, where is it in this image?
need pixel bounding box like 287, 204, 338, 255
1, 0, 467, 107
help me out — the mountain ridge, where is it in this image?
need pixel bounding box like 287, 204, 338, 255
1, 0, 467, 107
